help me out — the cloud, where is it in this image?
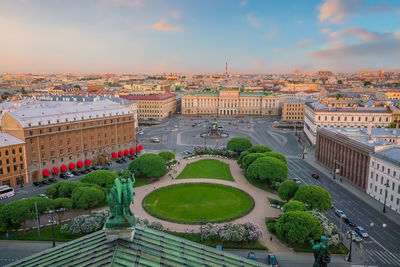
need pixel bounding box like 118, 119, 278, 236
262, 29, 278, 41
394, 30, 400, 40
318, 0, 363, 24
100, 0, 143, 7
152, 19, 182, 32
321, 28, 332, 34
246, 13, 261, 28
308, 32, 400, 60
328, 27, 383, 41
240, 1, 248, 7
273, 48, 285, 53
297, 20, 303, 24
252, 61, 263, 68
171, 10, 181, 19
297, 39, 313, 47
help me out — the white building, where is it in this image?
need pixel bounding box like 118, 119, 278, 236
304, 102, 392, 145
368, 147, 400, 214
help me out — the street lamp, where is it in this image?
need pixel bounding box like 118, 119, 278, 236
346, 231, 354, 262
383, 180, 390, 213
48, 210, 57, 247
197, 217, 207, 242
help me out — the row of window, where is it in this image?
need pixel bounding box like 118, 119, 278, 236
370, 184, 400, 205
0, 147, 23, 157
0, 156, 23, 165
27, 113, 130, 127
0, 164, 25, 174
317, 115, 390, 123
371, 162, 399, 178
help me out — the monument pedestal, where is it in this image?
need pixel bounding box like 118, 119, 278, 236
104, 215, 138, 242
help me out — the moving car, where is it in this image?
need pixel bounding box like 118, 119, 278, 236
347, 230, 363, 242
293, 178, 301, 184
335, 209, 346, 218
311, 173, 320, 179
247, 252, 256, 261
267, 254, 279, 267
355, 226, 369, 238
150, 137, 160, 143
343, 217, 356, 227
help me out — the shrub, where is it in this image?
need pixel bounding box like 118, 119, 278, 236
114, 168, 133, 180
237, 151, 250, 165
80, 170, 119, 189
128, 153, 168, 178
241, 153, 265, 169
265, 218, 276, 234
263, 151, 287, 164
293, 185, 332, 211
148, 221, 164, 231
247, 145, 272, 153
201, 222, 262, 243
158, 151, 175, 162
308, 210, 341, 246
278, 180, 299, 201
282, 201, 307, 213
227, 137, 252, 153
61, 214, 106, 235
246, 156, 288, 184
71, 186, 106, 210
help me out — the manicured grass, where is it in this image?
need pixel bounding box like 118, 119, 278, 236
135, 178, 152, 187
167, 231, 268, 250
143, 183, 254, 224
0, 226, 81, 242
245, 175, 276, 193
177, 159, 234, 181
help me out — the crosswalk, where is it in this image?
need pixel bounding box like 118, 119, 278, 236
364, 249, 400, 266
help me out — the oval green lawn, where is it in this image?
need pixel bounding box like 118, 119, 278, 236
143, 183, 254, 223
176, 159, 234, 181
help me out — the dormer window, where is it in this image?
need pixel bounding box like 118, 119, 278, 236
38, 122, 41, 126
48, 120, 50, 124
28, 123, 31, 127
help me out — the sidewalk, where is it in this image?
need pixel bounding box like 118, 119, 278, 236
304, 146, 400, 228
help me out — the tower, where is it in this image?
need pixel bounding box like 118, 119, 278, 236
225, 61, 228, 76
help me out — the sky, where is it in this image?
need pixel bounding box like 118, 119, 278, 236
0, 0, 399, 74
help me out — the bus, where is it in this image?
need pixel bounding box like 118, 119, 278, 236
0, 185, 15, 199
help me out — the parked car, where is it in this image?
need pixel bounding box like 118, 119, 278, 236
311, 173, 320, 179
116, 159, 124, 164
129, 155, 136, 160
33, 181, 41, 186
347, 230, 363, 242
247, 252, 256, 261
65, 172, 74, 178
41, 180, 50, 185
102, 166, 109, 170
138, 131, 144, 135
92, 166, 100, 170
60, 174, 67, 179
267, 254, 279, 267
71, 171, 80, 176
343, 217, 356, 227
270, 204, 282, 209
49, 178, 57, 183
293, 178, 302, 184
216, 245, 223, 251
355, 226, 369, 238
335, 209, 346, 218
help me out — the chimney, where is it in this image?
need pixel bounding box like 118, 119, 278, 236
367, 122, 372, 137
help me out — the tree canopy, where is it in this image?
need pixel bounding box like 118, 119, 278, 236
45, 181, 85, 199
71, 187, 106, 211
227, 137, 252, 153
158, 151, 175, 162
237, 151, 250, 165
247, 145, 272, 153
128, 153, 168, 178
282, 200, 307, 213
241, 153, 265, 169
263, 151, 287, 164
80, 170, 119, 188
278, 180, 299, 201
52, 198, 73, 224
293, 185, 332, 211
114, 168, 133, 180
246, 156, 288, 184
275, 211, 322, 244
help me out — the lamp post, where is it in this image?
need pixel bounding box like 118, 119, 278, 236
48, 211, 56, 247
197, 217, 206, 242
383, 180, 390, 213
346, 231, 354, 262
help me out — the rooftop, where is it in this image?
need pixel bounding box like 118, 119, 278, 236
373, 147, 400, 166
7, 225, 266, 267
2, 99, 131, 128
120, 92, 176, 101
0, 132, 25, 147
307, 102, 391, 113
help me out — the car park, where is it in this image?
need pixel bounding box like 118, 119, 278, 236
267, 254, 279, 267
355, 226, 369, 238
335, 209, 346, 218
347, 230, 363, 242
311, 173, 320, 179
343, 217, 356, 227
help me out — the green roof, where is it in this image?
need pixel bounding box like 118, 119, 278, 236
7, 225, 267, 267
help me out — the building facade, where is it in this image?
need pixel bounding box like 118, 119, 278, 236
304, 102, 392, 145
1, 99, 135, 183
0, 133, 28, 187
281, 100, 314, 122
181, 89, 279, 116
121, 93, 176, 120
368, 148, 400, 214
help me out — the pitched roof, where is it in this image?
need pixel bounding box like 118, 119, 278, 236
120, 93, 176, 101
7, 225, 267, 267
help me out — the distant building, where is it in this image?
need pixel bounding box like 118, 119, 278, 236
120, 92, 176, 120
281, 100, 314, 122
1, 100, 135, 183
368, 147, 400, 214
316, 127, 399, 190
304, 102, 392, 145
0, 132, 27, 187
181, 89, 279, 116
376, 89, 400, 100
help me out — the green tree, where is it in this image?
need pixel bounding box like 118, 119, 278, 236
246, 156, 288, 184
293, 185, 332, 211
241, 153, 265, 169
275, 211, 322, 244
81, 170, 119, 188
114, 168, 133, 180
336, 93, 343, 100
128, 153, 168, 178
364, 81, 372, 86
52, 198, 73, 224
282, 200, 307, 213
71, 187, 105, 212
158, 151, 175, 162
278, 180, 299, 202
21, 87, 27, 94
247, 145, 272, 153
46, 181, 85, 199
337, 80, 343, 85
237, 151, 250, 165
7, 199, 35, 233
227, 137, 252, 153
29, 196, 53, 225
263, 151, 287, 164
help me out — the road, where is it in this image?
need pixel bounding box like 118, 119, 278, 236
2, 114, 399, 266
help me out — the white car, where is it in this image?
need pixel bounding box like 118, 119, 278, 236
293, 178, 301, 184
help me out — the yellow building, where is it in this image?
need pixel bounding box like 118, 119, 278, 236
181, 89, 279, 116
392, 108, 400, 128
121, 93, 177, 119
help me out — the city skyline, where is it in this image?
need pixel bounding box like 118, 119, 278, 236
1, 0, 400, 74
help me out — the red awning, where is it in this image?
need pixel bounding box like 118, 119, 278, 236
111, 152, 117, 159
130, 148, 135, 154
77, 161, 83, 168
124, 149, 129, 155
52, 167, 59, 174
42, 169, 50, 177
60, 165, 68, 172
135, 146, 140, 152
118, 151, 124, 157
69, 163, 76, 170
84, 159, 91, 165
138, 144, 143, 151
